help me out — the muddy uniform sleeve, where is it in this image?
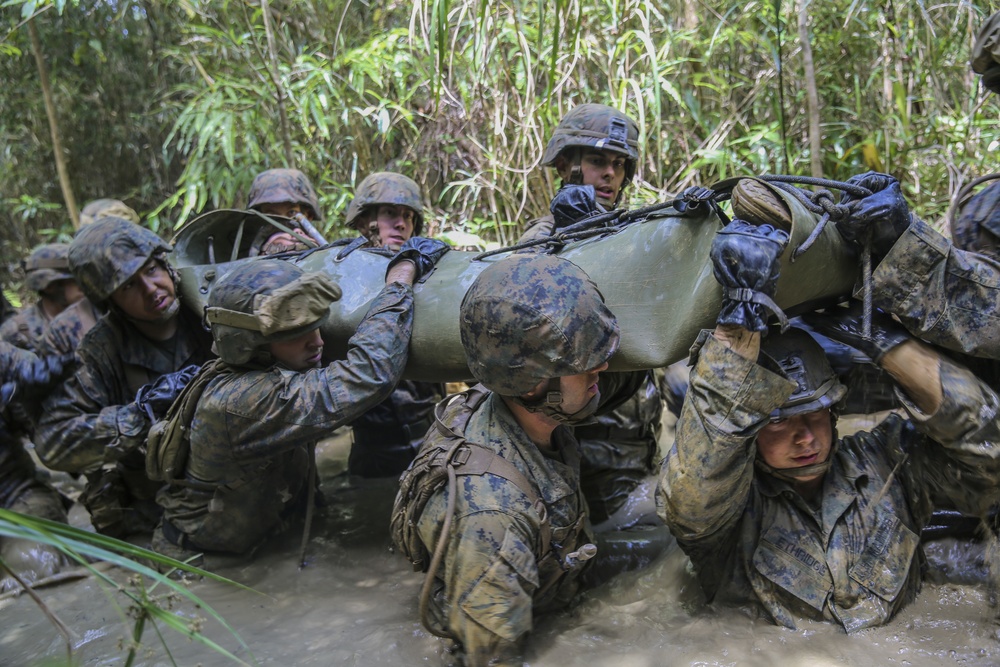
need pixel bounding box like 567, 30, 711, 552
657, 334, 795, 567
225, 281, 414, 459
517, 214, 556, 244
34, 349, 147, 473
892, 353, 1000, 517
440, 507, 538, 667
870, 217, 1000, 358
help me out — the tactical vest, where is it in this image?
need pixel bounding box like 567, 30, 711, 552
391, 386, 593, 639
146, 359, 230, 489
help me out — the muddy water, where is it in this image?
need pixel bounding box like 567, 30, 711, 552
2, 426, 999, 667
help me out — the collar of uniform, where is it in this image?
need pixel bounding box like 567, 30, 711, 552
114, 306, 205, 375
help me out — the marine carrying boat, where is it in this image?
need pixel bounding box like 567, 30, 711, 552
171, 178, 860, 381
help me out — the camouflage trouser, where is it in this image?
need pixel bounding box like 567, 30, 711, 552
81, 464, 162, 538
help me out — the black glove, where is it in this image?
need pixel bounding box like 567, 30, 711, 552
385, 237, 451, 282
135, 364, 201, 422
800, 303, 911, 364
837, 172, 912, 260
674, 185, 717, 215
0, 352, 76, 407
551, 185, 603, 229
710, 219, 789, 332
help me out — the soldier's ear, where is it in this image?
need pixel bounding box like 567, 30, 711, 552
553, 154, 572, 181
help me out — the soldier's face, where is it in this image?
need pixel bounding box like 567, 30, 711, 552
557, 149, 627, 208
756, 409, 833, 482
43, 279, 84, 309
110, 259, 178, 323
555, 361, 609, 414
269, 328, 324, 371
375, 205, 416, 250
257, 201, 315, 221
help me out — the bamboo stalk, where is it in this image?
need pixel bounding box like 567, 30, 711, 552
28, 18, 79, 230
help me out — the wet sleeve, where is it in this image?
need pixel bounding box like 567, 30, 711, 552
896, 354, 1000, 518
657, 334, 795, 553
445, 509, 538, 667
34, 354, 147, 473
517, 215, 556, 244
869, 217, 1000, 358
226, 281, 414, 459
39, 318, 74, 358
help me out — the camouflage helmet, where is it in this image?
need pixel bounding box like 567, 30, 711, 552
972, 11, 1000, 94
69, 216, 171, 304
206, 259, 341, 366
460, 254, 619, 397
247, 168, 323, 222
951, 179, 1000, 261
80, 199, 140, 226
23, 243, 73, 293
761, 327, 847, 421
345, 172, 425, 239
541, 103, 640, 180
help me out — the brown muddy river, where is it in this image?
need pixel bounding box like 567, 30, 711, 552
2, 424, 999, 666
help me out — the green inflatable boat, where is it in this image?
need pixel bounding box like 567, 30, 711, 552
171, 178, 859, 382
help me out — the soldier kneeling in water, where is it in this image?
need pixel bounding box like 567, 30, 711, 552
392, 254, 648, 666
150, 237, 448, 559
657, 217, 1000, 631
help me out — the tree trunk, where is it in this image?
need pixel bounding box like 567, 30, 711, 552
798, 0, 822, 178
28, 18, 80, 229
261, 0, 295, 167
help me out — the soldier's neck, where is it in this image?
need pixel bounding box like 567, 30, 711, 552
504, 398, 558, 451
132, 315, 179, 342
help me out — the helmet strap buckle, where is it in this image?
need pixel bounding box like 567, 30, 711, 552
604, 117, 629, 150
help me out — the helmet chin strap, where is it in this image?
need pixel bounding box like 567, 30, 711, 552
514, 377, 600, 425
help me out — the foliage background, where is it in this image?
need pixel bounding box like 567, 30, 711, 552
1, 0, 998, 297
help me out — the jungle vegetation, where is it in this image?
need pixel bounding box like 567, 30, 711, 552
1, 0, 998, 297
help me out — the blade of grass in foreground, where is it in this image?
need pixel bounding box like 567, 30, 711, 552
0, 508, 260, 665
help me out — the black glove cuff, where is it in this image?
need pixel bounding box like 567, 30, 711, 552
720, 288, 789, 332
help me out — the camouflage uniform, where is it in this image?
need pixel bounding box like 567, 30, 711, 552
416, 372, 643, 665
1, 244, 75, 354
34, 218, 213, 537
36, 307, 212, 535
155, 261, 414, 554
39, 297, 100, 357
0, 302, 52, 355
341, 172, 437, 477
520, 106, 660, 523
657, 332, 1000, 632
0, 341, 67, 522
400, 254, 644, 665
870, 216, 1000, 359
